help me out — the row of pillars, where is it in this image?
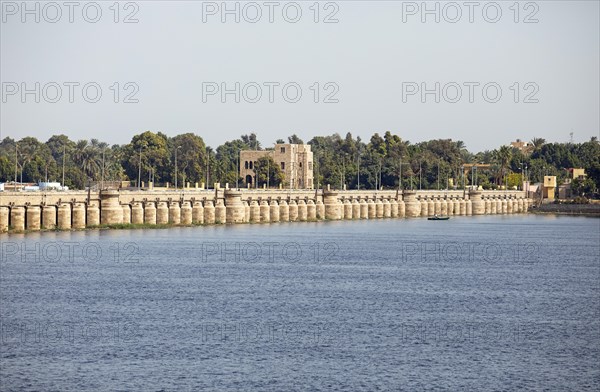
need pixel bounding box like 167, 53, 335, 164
1, 190, 532, 232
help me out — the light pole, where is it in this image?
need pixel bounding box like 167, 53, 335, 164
137, 145, 144, 189
101, 148, 105, 190
399, 156, 402, 190
357, 152, 361, 191
175, 145, 182, 190
14, 143, 18, 186
62, 144, 66, 189
437, 163, 440, 190
419, 160, 422, 190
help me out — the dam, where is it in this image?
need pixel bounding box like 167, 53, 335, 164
0, 188, 533, 233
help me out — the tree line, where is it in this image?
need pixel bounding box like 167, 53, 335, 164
1, 132, 598, 197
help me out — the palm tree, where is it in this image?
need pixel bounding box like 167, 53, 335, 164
530, 137, 546, 152
494, 146, 513, 186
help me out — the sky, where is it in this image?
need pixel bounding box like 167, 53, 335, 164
1, 0, 599, 152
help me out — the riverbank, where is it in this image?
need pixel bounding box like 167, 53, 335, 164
530, 203, 600, 217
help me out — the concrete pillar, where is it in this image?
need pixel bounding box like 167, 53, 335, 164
204, 200, 216, 224
459, 199, 466, 216
144, 202, 157, 225
250, 200, 260, 223
352, 199, 361, 219
427, 198, 435, 217
0, 206, 9, 232
403, 191, 421, 218
72, 203, 86, 229
181, 201, 192, 224
260, 200, 270, 223
512, 198, 518, 213
100, 190, 122, 225
517, 198, 524, 213
279, 200, 289, 222
344, 199, 353, 220
43, 205, 57, 229
383, 199, 391, 218
420, 198, 428, 217
26, 205, 41, 230
297, 200, 307, 221
323, 191, 341, 220
496, 198, 502, 214
453, 199, 460, 215
390, 198, 398, 218
57, 203, 72, 229
87, 202, 100, 226
168, 202, 181, 224
359, 199, 368, 219
375, 198, 384, 218
507, 197, 513, 214
446, 198, 453, 216
469, 191, 484, 215
289, 200, 298, 222
10, 206, 25, 231
316, 200, 325, 220
192, 201, 204, 224
215, 200, 226, 224
244, 201, 250, 223
225, 191, 244, 224
440, 198, 448, 216
122, 204, 131, 224
488, 198, 495, 214
270, 200, 280, 222
131, 202, 144, 224
156, 202, 169, 224
398, 199, 406, 218
367, 199, 376, 219
502, 198, 508, 214
97, 191, 117, 224
434, 198, 441, 215
307, 200, 317, 221
466, 199, 472, 216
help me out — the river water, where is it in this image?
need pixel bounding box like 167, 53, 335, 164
1, 215, 599, 391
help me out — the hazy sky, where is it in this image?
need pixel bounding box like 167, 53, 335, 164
1, 0, 599, 152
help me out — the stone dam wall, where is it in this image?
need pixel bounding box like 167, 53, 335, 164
0, 189, 532, 233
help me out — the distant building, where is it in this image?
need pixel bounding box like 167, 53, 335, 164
569, 168, 586, 180
542, 176, 557, 200
510, 139, 532, 154
240, 143, 314, 189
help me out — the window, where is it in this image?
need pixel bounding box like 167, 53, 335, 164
308, 162, 313, 170
299, 162, 302, 168
249, 161, 253, 169
280, 147, 286, 153
244, 161, 248, 169
281, 162, 285, 170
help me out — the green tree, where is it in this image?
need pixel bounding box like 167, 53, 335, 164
254, 155, 284, 188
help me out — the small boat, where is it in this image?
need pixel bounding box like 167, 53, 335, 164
428, 215, 449, 221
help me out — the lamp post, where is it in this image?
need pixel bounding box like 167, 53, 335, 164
357, 151, 360, 190
137, 145, 144, 190
101, 148, 105, 190
14, 143, 18, 186
175, 145, 182, 190
419, 160, 422, 190
62, 144, 66, 189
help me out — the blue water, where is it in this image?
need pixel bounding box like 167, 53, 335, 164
1, 215, 599, 390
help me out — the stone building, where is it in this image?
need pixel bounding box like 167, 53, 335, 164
240, 143, 314, 189
510, 139, 532, 154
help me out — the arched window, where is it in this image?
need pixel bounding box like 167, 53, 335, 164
249, 161, 253, 169
244, 161, 248, 169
